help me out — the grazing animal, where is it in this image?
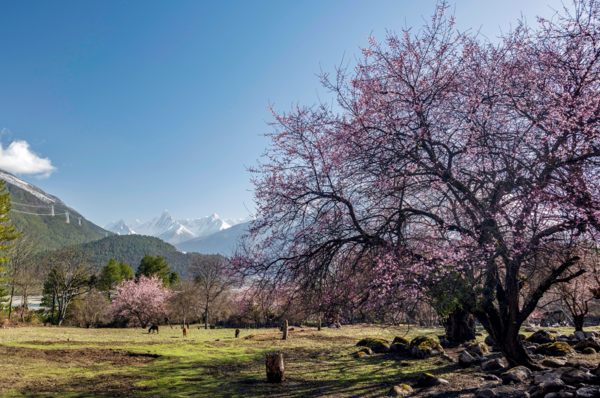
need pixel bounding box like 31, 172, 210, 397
149, 325, 159, 334
183, 327, 188, 338
235, 328, 240, 338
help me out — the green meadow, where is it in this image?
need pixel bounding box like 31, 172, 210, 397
0, 325, 594, 398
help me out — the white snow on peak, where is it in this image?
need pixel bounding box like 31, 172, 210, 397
104, 219, 137, 236
0, 170, 57, 203
107, 212, 253, 246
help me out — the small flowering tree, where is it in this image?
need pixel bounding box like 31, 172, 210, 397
111, 275, 170, 328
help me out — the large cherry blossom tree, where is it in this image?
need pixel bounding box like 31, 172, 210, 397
234, 1, 600, 368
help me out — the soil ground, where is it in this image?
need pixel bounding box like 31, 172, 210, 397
0, 324, 597, 397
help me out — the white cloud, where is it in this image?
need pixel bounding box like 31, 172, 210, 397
0, 140, 56, 178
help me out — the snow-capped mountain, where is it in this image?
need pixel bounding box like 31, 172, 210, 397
0, 170, 60, 204
104, 211, 253, 245
104, 219, 137, 235
176, 221, 250, 256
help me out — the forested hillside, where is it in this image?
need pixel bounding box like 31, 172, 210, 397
77, 235, 223, 277
5, 174, 109, 250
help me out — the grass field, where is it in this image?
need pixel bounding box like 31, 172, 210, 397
0, 324, 597, 398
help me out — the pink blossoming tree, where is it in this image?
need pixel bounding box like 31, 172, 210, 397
234, 1, 600, 368
111, 275, 171, 328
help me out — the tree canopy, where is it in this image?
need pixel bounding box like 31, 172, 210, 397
233, 1, 600, 369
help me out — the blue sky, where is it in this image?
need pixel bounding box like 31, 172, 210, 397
0, 0, 568, 226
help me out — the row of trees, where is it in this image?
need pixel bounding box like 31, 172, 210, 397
232, 0, 600, 369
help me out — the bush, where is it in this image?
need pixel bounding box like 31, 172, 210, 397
66, 290, 112, 328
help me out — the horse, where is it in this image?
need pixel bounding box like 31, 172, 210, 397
183, 327, 188, 338
235, 328, 240, 338
149, 325, 159, 334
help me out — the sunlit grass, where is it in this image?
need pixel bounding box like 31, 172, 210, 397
0, 323, 595, 397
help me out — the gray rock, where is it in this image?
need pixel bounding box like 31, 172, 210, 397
482, 358, 507, 371
485, 336, 496, 346
575, 331, 586, 341
546, 394, 560, 398
481, 381, 501, 389
502, 366, 533, 384
441, 353, 456, 362
543, 358, 567, 368
559, 393, 574, 398
583, 332, 597, 339
529, 331, 556, 344
575, 337, 600, 352
476, 389, 498, 398
575, 388, 598, 398
483, 375, 501, 381
561, 369, 592, 385
459, 351, 477, 368
538, 379, 566, 394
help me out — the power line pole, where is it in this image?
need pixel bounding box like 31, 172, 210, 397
65, 211, 70, 224
51, 205, 55, 216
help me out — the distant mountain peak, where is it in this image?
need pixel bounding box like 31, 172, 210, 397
104, 211, 250, 246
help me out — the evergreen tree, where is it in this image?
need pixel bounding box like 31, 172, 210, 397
169, 271, 181, 286
119, 261, 134, 280
0, 180, 21, 310
136, 254, 177, 286
98, 259, 135, 296
98, 259, 122, 292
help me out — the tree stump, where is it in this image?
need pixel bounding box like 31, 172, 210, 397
317, 318, 321, 331
265, 353, 285, 383
282, 319, 289, 340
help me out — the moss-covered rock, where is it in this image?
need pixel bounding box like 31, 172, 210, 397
357, 347, 373, 355
417, 372, 449, 386
465, 341, 489, 356
356, 337, 390, 353
390, 336, 410, 352
574, 337, 600, 352
582, 347, 596, 355
400, 360, 411, 367
409, 336, 444, 359
536, 341, 575, 357
392, 336, 410, 345
389, 384, 413, 396
354, 351, 367, 358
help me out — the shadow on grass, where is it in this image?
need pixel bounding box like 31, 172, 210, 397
5, 337, 490, 398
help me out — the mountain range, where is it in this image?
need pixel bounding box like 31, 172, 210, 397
0, 170, 251, 256
104, 211, 251, 251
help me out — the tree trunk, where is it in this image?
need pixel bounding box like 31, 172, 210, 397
8, 284, 14, 320
282, 319, 289, 340
476, 312, 542, 370
265, 353, 285, 383
573, 314, 585, 332
444, 307, 476, 344
50, 294, 56, 325
317, 317, 321, 331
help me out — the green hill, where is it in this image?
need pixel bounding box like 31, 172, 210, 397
3, 172, 109, 250
77, 235, 222, 278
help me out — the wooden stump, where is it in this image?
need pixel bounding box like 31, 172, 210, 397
282, 319, 289, 340
265, 353, 285, 383
317, 318, 321, 331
